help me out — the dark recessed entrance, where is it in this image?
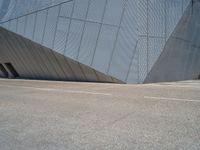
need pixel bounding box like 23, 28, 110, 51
0, 63, 8, 78
4, 63, 19, 78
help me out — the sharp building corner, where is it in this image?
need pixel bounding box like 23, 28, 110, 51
145, 0, 200, 83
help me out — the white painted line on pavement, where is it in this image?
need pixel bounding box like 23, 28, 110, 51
39, 88, 112, 96
144, 84, 200, 89
144, 96, 200, 103
0, 84, 112, 96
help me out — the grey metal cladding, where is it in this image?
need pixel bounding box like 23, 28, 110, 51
87, 0, 106, 22
24, 14, 35, 39
33, 10, 47, 44
138, 37, 148, 83
108, 0, 138, 81
0, 0, 70, 22
0, 41, 24, 76
64, 19, 84, 59
103, 0, 124, 26
137, 0, 148, 36
53, 17, 70, 54
0, 0, 10, 20
166, 0, 183, 39
148, 0, 165, 37
43, 6, 60, 48
0, 0, 194, 83
2, 26, 113, 82
72, 0, 89, 20
16, 16, 26, 35
78, 22, 100, 66
9, 19, 17, 32
92, 25, 118, 73
126, 49, 139, 84
145, 2, 200, 83
148, 38, 165, 70
60, 1, 73, 18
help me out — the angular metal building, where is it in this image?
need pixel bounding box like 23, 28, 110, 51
0, 0, 199, 83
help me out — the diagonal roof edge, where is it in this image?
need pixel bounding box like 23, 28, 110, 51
0, 0, 73, 24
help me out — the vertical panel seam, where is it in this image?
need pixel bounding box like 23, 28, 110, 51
147, 0, 149, 75
49, 5, 71, 79
41, 9, 61, 78
90, 0, 109, 67
63, 0, 76, 55
16, 18, 35, 77
23, 14, 43, 78
32, 12, 52, 77
21, 20, 46, 78
76, 0, 92, 60
62, 0, 79, 80
106, 0, 128, 74
125, 40, 139, 82
52, 5, 62, 50
75, 0, 99, 81
164, 0, 167, 42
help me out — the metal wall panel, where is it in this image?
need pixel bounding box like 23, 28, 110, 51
145, 1, 200, 83
148, 0, 165, 37
0, 0, 192, 83
9, 19, 17, 32
66, 59, 86, 81
33, 10, 47, 44
108, 0, 138, 81
138, 37, 148, 83
72, 0, 89, 20
0, 30, 27, 76
103, 0, 124, 26
60, 1, 73, 18
51, 50, 75, 80
6, 31, 36, 78
64, 20, 84, 59
0, 0, 15, 21
92, 25, 118, 73
53, 17, 70, 54
0, 0, 3, 7
80, 64, 98, 82
183, 0, 191, 10
25, 14, 36, 40
0, 0, 68, 22
148, 38, 165, 71
166, 0, 182, 39
137, 0, 147, 35
40, 46, 66, 79
22, 39, 52, 79
0, 29, 12, 63
33, 44, 60, 79
15, 35, 44, 79
43, 6, 60, 48
78, 22, 100, 66
0, 0, 9, 20
126, 49, 139, 83
87, 0, 106, 23
17, 17, 26, 35
0, 21, 9, 29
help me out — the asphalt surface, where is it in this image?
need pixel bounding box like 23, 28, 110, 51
0, 79, 200, 150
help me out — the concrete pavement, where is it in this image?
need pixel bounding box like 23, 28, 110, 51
0, 79, 200, 150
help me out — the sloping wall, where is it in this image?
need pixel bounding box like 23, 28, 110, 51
145, 0, 200, 83
0, 27, 122, 83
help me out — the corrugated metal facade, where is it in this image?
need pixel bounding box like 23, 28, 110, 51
0, 0, 191, 83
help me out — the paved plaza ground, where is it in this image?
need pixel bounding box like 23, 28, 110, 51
0, 79, 199, 150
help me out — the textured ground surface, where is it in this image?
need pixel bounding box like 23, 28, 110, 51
0, 79, 200, 150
